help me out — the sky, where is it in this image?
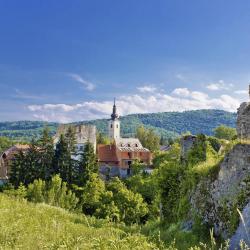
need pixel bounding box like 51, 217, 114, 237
0, 0, 250, 122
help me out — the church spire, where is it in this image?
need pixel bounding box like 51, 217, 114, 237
111, 98, 119, 120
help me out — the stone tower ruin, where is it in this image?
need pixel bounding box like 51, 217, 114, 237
237, 85, 250, 140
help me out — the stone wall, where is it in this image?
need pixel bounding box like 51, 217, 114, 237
180, 135, 197, 160
54, 124, 96, 152
237, 102, 250, 140
191, 144, 250, 238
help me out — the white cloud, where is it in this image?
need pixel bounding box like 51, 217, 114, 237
172, 88, 190, 97
68, 73, 95, 91
137, 85, 156, 93
27, 88, 241, 123
234, 90, 248, 95
206, 80, 234, 91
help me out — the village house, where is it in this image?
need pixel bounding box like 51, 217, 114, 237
0, 144, 30, 184
98, 100, 152, 178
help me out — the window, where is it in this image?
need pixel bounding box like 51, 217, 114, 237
128, 144, 131, 147
116, 124, 119, 128
111, 124, 113, 128
135, 144, 138, 147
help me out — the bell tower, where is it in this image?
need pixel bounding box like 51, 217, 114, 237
108, 98, 120, 140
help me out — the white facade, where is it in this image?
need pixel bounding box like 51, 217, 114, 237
108, 119, 120, 140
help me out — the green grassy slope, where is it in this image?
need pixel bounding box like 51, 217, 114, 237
0, 109, 236, 141
0, 194, 156, 249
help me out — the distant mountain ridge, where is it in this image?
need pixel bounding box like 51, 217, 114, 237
0, 109, 237, 141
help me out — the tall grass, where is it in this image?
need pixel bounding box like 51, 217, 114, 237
0, 194, 156, 249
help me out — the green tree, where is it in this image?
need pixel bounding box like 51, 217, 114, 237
53, 134, 73, 184
27, 175, 78, 211
10, 139, 40, 187
213, 125, 237, 140
37, 127, 54, 180
107, 178, 149, 224
136, 126, 160, 152
96, 132, 110, 145
0, 137, 13, 154
78, 141, 98, 185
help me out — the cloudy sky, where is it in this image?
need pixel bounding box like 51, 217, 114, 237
0, 0, 250, 122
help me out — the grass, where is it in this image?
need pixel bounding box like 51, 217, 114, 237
0, 194, 156, 250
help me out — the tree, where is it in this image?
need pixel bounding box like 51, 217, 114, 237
96, 132, 110, 145
37, 127, 54, 180
0, 137, 13, 154
53, 134, 73, 184
80, 173, 120, 221
136, 126, 160, 152
10, 139, 40, 187
107, 178, 149, 224
78, 141, 98, 185
27, 175, 78, 211
213, 125, 237, 140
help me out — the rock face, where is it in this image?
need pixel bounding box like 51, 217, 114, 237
191, 144, 250, 238
180, 135, 197, 160
237, 102, 250, 140
230, 201, 250, 250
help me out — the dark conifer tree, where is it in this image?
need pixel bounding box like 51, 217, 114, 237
38, 127, 55, 180
53, 134, 73, 184
10, 139, 40, 187
78, 141, 98, 185
9, 151, 25, 188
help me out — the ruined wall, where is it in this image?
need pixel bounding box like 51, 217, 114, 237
180, 135, 197, 160
54, 124, 96, 151
237, 102, 250, 140
191, 144, 250, 238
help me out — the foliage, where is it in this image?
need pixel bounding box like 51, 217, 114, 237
213, 124, 237, 140
125, 171, 160, 219
0, 136, 13, 154
52, 133, 76, 184
187, 134, 207, 165
136, 126, 160, 151
0, 193, 156, 249
9, 140, 40, 187
97, 132, 110, 145
27, 175, 78, 211
81, 174, 149, 225
78, 141, 98, 184
107, 177, 149, 225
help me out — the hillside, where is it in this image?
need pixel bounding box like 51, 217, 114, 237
0, 109, 236, 141
0, 194, 156, 249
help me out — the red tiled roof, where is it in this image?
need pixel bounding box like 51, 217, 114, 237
97, 144, 118, 162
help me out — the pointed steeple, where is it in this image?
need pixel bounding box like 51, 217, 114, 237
111, 98, 119, 120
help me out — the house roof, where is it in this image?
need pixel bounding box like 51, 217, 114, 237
115, 138, 150, 152
1, 144, 30, 160
97, 144, 118, 162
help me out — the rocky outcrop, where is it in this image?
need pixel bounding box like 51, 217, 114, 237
191, 144, 250, 238
237, 102, 250, 140
230, 201, 250, 249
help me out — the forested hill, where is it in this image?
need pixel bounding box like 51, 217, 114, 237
0, 109, 237, 141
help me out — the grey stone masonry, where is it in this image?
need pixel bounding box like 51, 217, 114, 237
237, 102, 250, 140
180, 135, 197, 160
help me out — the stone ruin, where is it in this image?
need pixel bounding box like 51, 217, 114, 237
237, 85, 250, 140
180, 135, 197, 161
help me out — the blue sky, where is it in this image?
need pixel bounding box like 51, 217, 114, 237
0, 0, 250, 122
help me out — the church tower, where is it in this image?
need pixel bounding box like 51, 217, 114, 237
108, 98, 120, 140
